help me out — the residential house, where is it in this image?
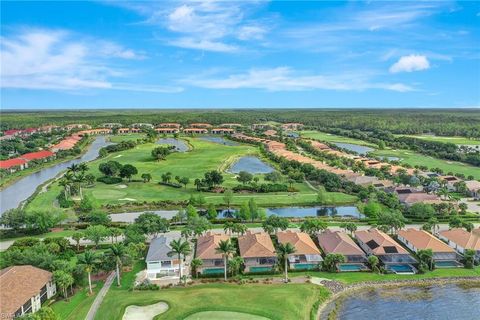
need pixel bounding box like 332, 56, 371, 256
238, 232, 277, 273
464, 180, 480, 199
20, 151, 55, 163
277, 231, 322, 270
264, 130, 277, 137
0, 265, 56, 319
50, 135, 82, 152
281, 123, 304, 130
398, 229, 461, 267
317, 230, 368, 270
183, 128, 208, 134
394, 188, 442, 206
220, 123, 242, 128
195, 232, 230, 275
157, 123, 181, 128
210, 128, 235, 135
79, 129, 112, 135
251, 123, 270, 130
438, 228, 480, 262
155, 128, 179, 134
355, 229, 417, 273
146, 236, 183, 279
0, 158, 28, 173
439, 175, 462, 191
189, 123, 212, 128
130, 123, 154, 128
101, 123, 122, 128
65, 124, 91, 130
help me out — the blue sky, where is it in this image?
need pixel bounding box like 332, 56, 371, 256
1, 0, 479, 109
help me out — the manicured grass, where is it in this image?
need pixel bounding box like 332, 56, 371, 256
300, 131, 377, 147
96, 283, 329, 320
184, 311, 269, 319
0, 229, 76, 241
26, 137, 357, 211
396, 134, 480, 146
371, 149, 480, 179
51, 281, 104, 320
109, 134, 146, 143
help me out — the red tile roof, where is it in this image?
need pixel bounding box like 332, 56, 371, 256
0, 158, 27, 169
20, 150, 55, 161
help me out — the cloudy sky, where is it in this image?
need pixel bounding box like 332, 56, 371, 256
1, 1, 479, 109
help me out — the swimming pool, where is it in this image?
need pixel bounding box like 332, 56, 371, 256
386, 264, 416, 274
249, 266, 273, 273
435, 260, 463, 268
202, 268, 224, 275
294, 263, 319, 270
338, 264, 367, 272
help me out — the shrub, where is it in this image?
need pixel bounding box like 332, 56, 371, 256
97, 176, 123, 184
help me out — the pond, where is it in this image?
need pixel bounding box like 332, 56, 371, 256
320, 283, 480, 320
156, 138, 189, 152
333, 142, 374, 155
199, 136, 239, 146
0, 136, 113, 214
227, 156, 275, 174
218, 206, 362, 219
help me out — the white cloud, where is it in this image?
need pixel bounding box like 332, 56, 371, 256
182, 67, 414, 92
237, 25, 267, 41
389, 54, 430, 73
168, 37, 238, 53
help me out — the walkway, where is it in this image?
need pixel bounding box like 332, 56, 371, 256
85, 271, 115, 320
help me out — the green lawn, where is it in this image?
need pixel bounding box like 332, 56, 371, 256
51, 281, 104, 320
109, 134, 146, 143
0, 229, 76, 241
396, 134, 480, 146
184, 311, 269, 319
26, 137, 357, 211
300, 130, 377, 147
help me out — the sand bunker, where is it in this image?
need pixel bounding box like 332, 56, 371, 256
184, 311, 270, 320
122, 302, 168, 320
118, 198, 136, 201
114, 155, 123, 158
116, 184, 128, 189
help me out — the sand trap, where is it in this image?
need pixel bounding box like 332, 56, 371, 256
123, 302, 168, 320
116, 184, 128, 189
184, 311, 270, 320
119, 198, 136, 201
114, 154, 123, 158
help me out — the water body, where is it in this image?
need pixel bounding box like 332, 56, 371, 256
0, 136, 112, 214
321, 283, 480, 320
199, 136, 239, 146
156, 138, 189, 152
109, 210, 177, 223
333, 142, 374, 155
228, 156, 275, 174
379, 156, 401, 161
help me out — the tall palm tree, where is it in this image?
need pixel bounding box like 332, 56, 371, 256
78, 163, 89, 174
75, 172, 86, 199
67, 163, 79, 175
168, 239, 191, 284
77, 250, 101, 294
223, 222, 235, 236
277, 243, 296, 283
107, 244, 129, 287
215, 239, 236, 281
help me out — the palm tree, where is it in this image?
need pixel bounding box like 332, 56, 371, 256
75, 172, 86, 199
215, 239, 236, 281
58, 178, 70, 199
368, 255, 379, 273
107, 244, 129, 286
77, 250, 101, 294
277, 243, 296, 283
223, 221, 235, 236
190, 258, 203, 278
168, 239, 191, 284
78, 163, 89, 174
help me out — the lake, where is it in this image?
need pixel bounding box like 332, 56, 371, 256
228, 156, 275, 174
320, 283, 480, 320
157, 138, 189, 152
0, 136, 112, 214
333, 142, 374, 155
199, 136, 239, 146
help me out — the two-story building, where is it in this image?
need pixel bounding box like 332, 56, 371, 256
195, 232, 230, 276
146, 236, 183, 280
238, 232, 277, 273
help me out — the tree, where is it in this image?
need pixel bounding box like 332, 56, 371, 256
377, 211, 406, 234
141, 173, 152, 183
123, 224, 146, 244
77, 250, 101, 294
417, 249, 434, 272
462, 221, 474, 232
194, 178, 203, 191
179, 177, 190, 189
151, 146, 172, 161
277, 242, 296, 283
185, 205, 198, 220
106, 244, 129, 286
98, 161, 122, 177
84, 225, 109, 248
120, 164, 138, 181
363, 200, 382, 218
26, 210, 64, 233
422, 217, 439, 234
409, 203, 435, 219
316, 186, 329, 205
232, 223, 248, 236
458, 203, 468, 215
223, 189, 234, 212
20, 306, 60, 320
53, 270, 74, 298
71, 232, 84, 251
0, 208, 26, 232
203, 170, 224, 188
248, 198, 259, 222
237, 171, 253, 184
216, 239, 236, 281
449, 216, 463, 229
223, 221, 235, 236
109, 227, 123, 243
264, 171, 282, 183
368, 255, 380, 273
191, 258, 203, 278
463, 249, 476, 269
134, 212, 169, 237
262, 215, 289, 234
206, 203, 217, 220
228, 256, 244, 277
79, 196, 94, 213
185, 217, 211, 237
339, 222, 357, 236
300, 219, 327, 236
322, 253, 345, 272
167, 239, 191, 284
161, 172, 172, 183
238, 202, 251, 221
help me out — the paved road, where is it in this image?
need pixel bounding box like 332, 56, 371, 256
85, 271, 115, 320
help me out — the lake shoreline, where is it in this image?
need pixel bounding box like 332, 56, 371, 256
316, 276, 480, 319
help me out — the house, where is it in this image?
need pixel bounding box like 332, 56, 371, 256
238, 231, 277, 273
344, 175, 391, 189
101, 123, 122, 128
155, 128, 180, 134
438, 228, 480, 262
317, 230, 368, 271
195, 232, 230, 275
157, 123, 181, 128
183, 128, 208, 134
251, 123, 270, 130
189, 123, 212, 128
464, 180, 480, 199
0, 158, 28, 173
50, 135, 82, 152
264, 130, 277, 137
220, 123, 242, 128
395, 188, 442, 206
281, 123, 304, 130
130, 123, 154, 128
146, 236, 183, 279
398, 229, 461, 267
277, 231, 322, 270
355, 229, 417, 273
439, 175, 462, 191
79, 129, 112, 135
0, 265, 56, 319
20, 150, 55, 163
65, 124, 91, 130
210, 128, 235, 135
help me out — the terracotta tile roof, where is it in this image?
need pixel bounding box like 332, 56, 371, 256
196, 232, 231, 260
0, 158, 27, 169
190, 123, 212, 128
398, 229, 455, 253
397, 192, 441, 204
355, 229, 409, 255
439, 228, 480, 251
20, 150, 55, 161
183, 128, 208, 133
157, 123, 181, 128
238, 232, 276, 258
277, 231, 320, 255
0, 265, 53, 317
317, 230, 366, 256
465, 180, 480, 192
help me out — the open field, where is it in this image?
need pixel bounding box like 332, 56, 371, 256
26, 137, 356, 212
396, 134, 480, 145
300, 130, 377, 147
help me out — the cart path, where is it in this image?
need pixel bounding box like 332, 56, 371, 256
85, 271, 115, 320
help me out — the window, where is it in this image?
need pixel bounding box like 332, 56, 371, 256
161, 260, 172, 268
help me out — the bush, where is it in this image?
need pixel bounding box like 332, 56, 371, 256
158, 181, 182, 188
135, 282, 160, 290
232, 183, 294, 193
56, 192, 74, 208
97, 176, 123, 184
